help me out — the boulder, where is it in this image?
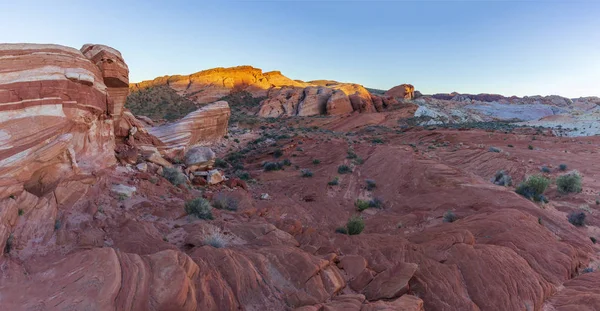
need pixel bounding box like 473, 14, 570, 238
385, 84, 415, 99
297, 87, 332, 116
148, 101, 230, 153
362, 262, 418, 300
184, 146, 216, 167
207, 169, 225, 185
111, 184, 136, 198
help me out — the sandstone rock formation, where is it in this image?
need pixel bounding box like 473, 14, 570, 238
0, 43, 118, 199
385, 84, 415, 99
130, 66, 307, 104
147, 101, 230, 156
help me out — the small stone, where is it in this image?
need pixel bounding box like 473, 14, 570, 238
206, 169, 224, 185
261, 193, 270, 200
111, 184, 136, 198
136, 163, 148, 172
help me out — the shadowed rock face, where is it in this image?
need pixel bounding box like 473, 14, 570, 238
81, 44, 130, 119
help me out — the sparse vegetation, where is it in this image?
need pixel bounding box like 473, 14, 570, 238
369, 197, 383, 209
185, 197, 214, 220
282, 159, 292, 166
355, 199, 370, 211
528, 145, 534, 150
488, 147, 501, 153
263, 162, 283, 171
328, 177, 340, 186
125, 85, 199, 120
541, 166, 551, 173
215, 158, 228, 168
591, 237, 597, 244
354, 157, 364, 165
366, 179, 377, 191
312, 159, 321, 165
163, 167, 186, 186
507, 144, 514, 148
516, 175, 550, 202
301, 169, 313, 177
443, 211, 458, 223
568, 211, 586, 227
203, 227, 229, 248
18, 209, 23, 216
212, 193, 239, 211
273, 149, 283, 158
559, 164, 568, 171
347, 216, 365, 235
338, 165, 352, 174
556, 171, 582, 194
491, 170, 512, 187
54, 219, 61, 231
236, 171, 251, 180
372, 138, 385, 144
346, 149, 358, 159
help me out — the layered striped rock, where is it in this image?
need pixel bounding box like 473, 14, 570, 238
0, 43, 123, 199
148, 101, 230, 155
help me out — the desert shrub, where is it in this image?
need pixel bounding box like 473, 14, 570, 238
355, 199, 370, 211
263, 162, 283, 171
491, 170, 512, 187
347, 216, 365, 235
582, 267, 594, 274
296, 147, 304, 152
214, 158, 228, 168
488, 147, 501, 153
528, 145, 534, 150
591, 237, 597, 244
354, 157, 364, 165
372, 138, 384, 144
163, 167, 186, 186
282, 159, 292, 166
567, 211, 586, 227
541, 166, 551, 173
515, 175, 550, 201
338, 165, 352, 174
347, 150, 358, 159
556, 171, 582, 194
369, 197, 383, 209
335, 227, 348, 234
273, 149, 283, 158
443, 211, 458, 223
18, 209, 23, 216
312, 159, 321, 165
185, 198, 213, 220
203, 227, 229, 248
366, 179, 376, 191
212, 193, 239, 211
328, 177, 340, 186
301, 169, 313, 177
507, 144, 514, 148
559, 164, 568, 171
236, 171, 250, 180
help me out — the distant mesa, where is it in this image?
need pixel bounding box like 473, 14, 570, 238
130, 65, 413, 118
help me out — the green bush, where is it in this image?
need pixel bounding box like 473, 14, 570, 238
528, 145, 534, 150
214, 158, 228, 168
347, 150, 358, 159
282, 159, 292, 166
338, 165, 352, 174
163, 167, 186, 186
212, 193, 239, 211
516, 175, 550, 201
355, 199, 370, 211
541, 166, 551, 173
559, 164, 568, 171
556, 171, 582, 194
236, 171, 250, 180
491, 170, 512, 186
312, 159, 321, 165
347, 216, 365, 235
328, 177, 340, 186
263, 162, 283, 171
568, 211, 585, 227
273, 149, 283, 158
185, 198, 213, 220
369, 197, 383, 209
301, 169, 313, 177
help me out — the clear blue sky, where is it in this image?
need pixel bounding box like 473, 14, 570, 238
1, 1, 599, 97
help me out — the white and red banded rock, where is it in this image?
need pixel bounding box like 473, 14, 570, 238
147, 101, 230, 155
0, 43, 120, 199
